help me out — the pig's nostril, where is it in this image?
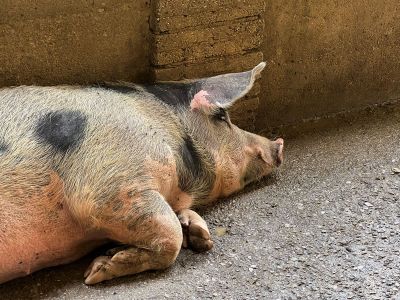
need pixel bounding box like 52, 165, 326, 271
275, 138, 284, 146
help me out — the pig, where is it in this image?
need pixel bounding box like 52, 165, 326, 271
0, 62, 284, 285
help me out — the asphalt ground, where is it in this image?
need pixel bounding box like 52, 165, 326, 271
1, 105, 399, 299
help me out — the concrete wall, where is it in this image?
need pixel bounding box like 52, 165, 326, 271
0, 0, 151, 86
257, 1, 400, 132
1, 1, 400, 133
150, 0, 265, 131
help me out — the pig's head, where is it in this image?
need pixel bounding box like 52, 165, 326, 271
167, 63, 284, 200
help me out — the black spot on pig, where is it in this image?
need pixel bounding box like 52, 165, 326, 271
0, 140, 8, 155
94, 82, 140, 94
180, 135, 202, 178
36, 110, 87, 153
145, 82, 201, 108
177, 135, 216, 197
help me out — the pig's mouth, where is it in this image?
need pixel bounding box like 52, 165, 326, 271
275, 148, 282, 167
274, 138, 284, 167
242, 162, 272, 187
240, 138, 284, 187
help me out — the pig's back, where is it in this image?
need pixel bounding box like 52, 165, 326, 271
0, 85, 184, 214
0, 85, 180, 152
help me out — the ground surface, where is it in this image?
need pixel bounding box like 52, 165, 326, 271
1, 107, 400, 300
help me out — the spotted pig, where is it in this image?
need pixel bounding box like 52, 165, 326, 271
0, 62, 284, 284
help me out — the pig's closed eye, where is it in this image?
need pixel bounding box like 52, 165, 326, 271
217, 114, 227, 122
213, 108, 230, 126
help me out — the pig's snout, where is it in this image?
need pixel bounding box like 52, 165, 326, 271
274, 138, 284, 167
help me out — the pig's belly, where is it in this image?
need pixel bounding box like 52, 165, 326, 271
0, 205, 105, 284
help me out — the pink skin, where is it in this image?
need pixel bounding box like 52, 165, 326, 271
0, 135, 284, 284
0, 70, 284, 284
0, 172, 106, 283
188, 93, 285, 200
190, 90, 212, 111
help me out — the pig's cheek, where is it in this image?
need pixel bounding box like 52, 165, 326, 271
263, 164, 275, 177
243, 146, 255, 156
223, 170, 243, 196
240, 152, 255, 177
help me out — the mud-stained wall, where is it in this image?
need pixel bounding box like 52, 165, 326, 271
0, 1, 151, 86
2, 1, 400, 132
150, 0, 265, 131
257, 1, 400, 132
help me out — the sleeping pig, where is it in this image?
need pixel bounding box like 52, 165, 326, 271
0, 62, 284, 284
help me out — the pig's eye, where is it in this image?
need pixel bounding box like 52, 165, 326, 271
213, 108, 230, 126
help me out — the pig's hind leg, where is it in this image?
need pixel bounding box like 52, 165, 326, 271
178, 209, 213, 253
84, 190, 182, 285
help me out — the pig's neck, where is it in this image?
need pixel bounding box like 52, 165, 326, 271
175, 141, 243, 206
206, 153, 244, 203
174, 128, 216, 205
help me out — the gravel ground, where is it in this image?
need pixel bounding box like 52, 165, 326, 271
1, 107, 400, 300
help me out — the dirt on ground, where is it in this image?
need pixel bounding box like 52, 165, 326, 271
0, 106, 399, 299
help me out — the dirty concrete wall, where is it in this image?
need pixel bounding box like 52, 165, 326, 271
257, 1, 400, 133
150, 0, 265, 131
2, 1, 400, 133
0, 0, 263, 131
0, 0, 151, 86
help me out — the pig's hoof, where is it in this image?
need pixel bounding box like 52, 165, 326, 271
178, 209, 213, 253
183, 222, 214, 252
84, 256, 116, 285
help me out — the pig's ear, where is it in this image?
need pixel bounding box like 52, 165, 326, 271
190, 62, 266, 111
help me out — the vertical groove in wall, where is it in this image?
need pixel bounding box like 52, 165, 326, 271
150, 0, 265, 131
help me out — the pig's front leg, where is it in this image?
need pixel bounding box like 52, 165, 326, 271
83, 190, 182, 285
177, 209, 213, 252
